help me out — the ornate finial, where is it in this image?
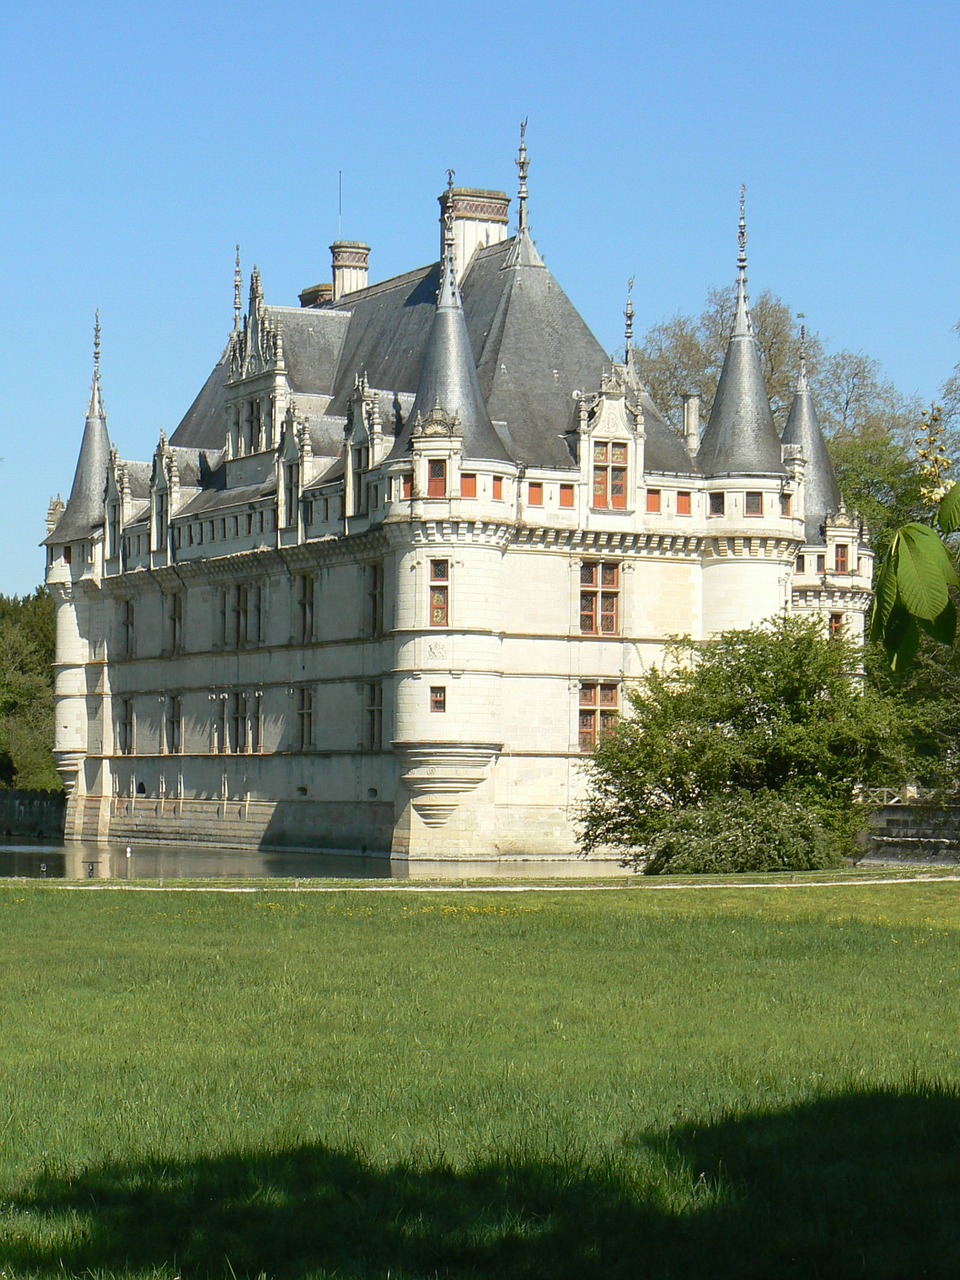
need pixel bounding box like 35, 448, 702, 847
233, 245, 242, 330
93, 309, 101, 378
738, 183, 747, 275
516, 118, 530, 235
797, 316, 809, 391
446, 168, 455, 194
624, 276, 635, 356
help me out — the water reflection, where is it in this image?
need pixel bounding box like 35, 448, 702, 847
0, 841, 617, 882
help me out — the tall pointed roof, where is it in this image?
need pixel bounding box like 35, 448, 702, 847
46, 314, 112, 543
697, 188, 786, 477
781, 326, 842, 542
391, 177, 511, 463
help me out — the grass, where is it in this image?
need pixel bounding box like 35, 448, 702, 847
0, 877, 958, 1277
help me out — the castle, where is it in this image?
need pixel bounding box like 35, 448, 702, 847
44, 139, 872, 862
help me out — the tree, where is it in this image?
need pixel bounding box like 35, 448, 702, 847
579, 616, 936, 872
827, 434, 924, 561
869, 406, 960, 672
635, 285, 921, 441
0, 588, 59, 791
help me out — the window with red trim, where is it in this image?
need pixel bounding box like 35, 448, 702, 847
528, 482, 543, 506
402, 473, 413, 500
559, 484, 575, 508
580, 561, 619, 635
492, 476, 504, 500
646, 489, 661, 514
835, 544, 849, 574
429, 559, 449, 627
579, 682, 618, 751
592, 441, 628, 509
427, 460, 447, 498
677, 491, 692, 516
461, 473, 477, 498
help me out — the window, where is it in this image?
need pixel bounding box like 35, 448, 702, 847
745, 492, 763, 517
592, 441, 627, 509
430, 686, 446, 713
297, 687, 314, 750
155, 492, 169, 550
429, 559, 449, 627
829, 613, 844, 639
120, 599, 135, 658
795, 554, 806, 574
559, 484, 575, 509
164, 695, 182, 755
108, 503, 121, 558
296, 574, 314, 643
645, 489, 661, 514
365, 682, 383, 749
579, 682, 618, 751
816, 554, 826, 574
580, 562, 619, 635
283, 460, 300, 528
165, 591, 183, 655
117, 698, 134, 756
366, 562, 384, 638
492, 476, 504, 501
230, 692, 248, 753
402, 473, 413, 500
677, 491, 692, 516
780, 493, 792, 517
835, 544, 849, 574
427, 459, 447, 498
527, 481, 543, 506
461, 473, 477, 498
709, 492, 725, 517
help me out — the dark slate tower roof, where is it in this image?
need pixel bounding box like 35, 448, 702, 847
697, 191, 786, 478
47, 315, 112, 544
781, 331, 842, 542
391, 192, 511, 463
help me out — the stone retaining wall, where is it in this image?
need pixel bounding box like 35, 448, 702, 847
0, 789, 66, 840
868, 804, 960, 862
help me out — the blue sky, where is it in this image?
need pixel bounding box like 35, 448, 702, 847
1, 0, 957, 595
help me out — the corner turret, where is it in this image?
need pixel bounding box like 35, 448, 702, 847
697, 188, 785, 477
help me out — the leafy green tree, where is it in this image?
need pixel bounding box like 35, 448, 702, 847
0, 588, 59, 791
635, 284, 921, 441
580, 616, 935, 871
827, 434, 924, 561
869, 407, 960, 672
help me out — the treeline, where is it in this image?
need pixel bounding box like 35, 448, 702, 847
0, 588, 59, 791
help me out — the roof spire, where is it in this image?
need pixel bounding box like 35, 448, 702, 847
782, 313, 842, 541
624, 276, 636, 379
438, 169, 459, 308
88, 310, 105, 421
733, 183, 752, 337
797, 315, 809, 392
516, 118, 530, 235
233, 244, 242, 330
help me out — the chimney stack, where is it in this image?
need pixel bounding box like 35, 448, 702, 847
330, 241, 370, 302
437, 188, 510, 282
682, 393, 701, 458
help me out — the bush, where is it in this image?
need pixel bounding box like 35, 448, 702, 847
642, 790, 844, 875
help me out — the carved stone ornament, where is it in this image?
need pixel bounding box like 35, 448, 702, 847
413, 399, 461, 439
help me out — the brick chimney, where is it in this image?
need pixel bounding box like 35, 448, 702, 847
330, 241, 370, 302
437, 188, 510, 282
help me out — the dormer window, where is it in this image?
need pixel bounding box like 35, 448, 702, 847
154, 490, 169, 549
592, 441, 627, 510
835, 545, 849, 574
107, 503, 121, 559
283, 459, 300, 528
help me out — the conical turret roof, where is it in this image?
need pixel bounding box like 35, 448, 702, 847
391, 189, 511, 463
781, 332, 841, 542
46, 315, 112, 543
698, 191, 786, 478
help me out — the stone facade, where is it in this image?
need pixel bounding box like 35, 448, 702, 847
44, 160, 872, 862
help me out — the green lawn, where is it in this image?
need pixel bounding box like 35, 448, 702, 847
0, 877, 958, 1278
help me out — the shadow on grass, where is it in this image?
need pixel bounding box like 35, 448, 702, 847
3, 1086, 959, 1278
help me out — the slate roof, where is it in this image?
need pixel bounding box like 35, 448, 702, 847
697, 275, 786, 477
167, 230, 654, 474
781, 368, 842, 543
390, 228, 512, 463
46, 377, 111, 544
